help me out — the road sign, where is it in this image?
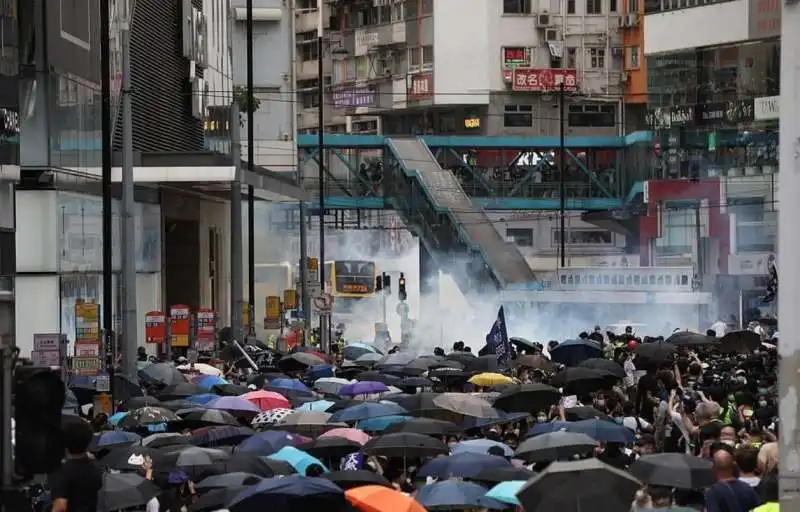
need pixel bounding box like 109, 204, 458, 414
312, 292, 333, 314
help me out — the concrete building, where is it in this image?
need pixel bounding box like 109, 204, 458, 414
296, 0, 626, 137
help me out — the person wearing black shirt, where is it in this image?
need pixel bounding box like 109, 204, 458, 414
50, 417, 103, 512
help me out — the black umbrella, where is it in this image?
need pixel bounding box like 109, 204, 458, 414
551, 367, 611, 388
400, 376, 433, 387
363, 432, 449, 458
383, 417, 462, 436
578, 358, 625, 379
190, 486, 248, 512
428, 368, 470, 381
516, 355, 555, 372
141, 433, 192, 449
403, 357, 443, 375
323, 470, 391, 490
138, 363, 188, 388
298, 437, 362, 460
212, 383, 250, 396
445, 352, 478, 365
210, 452, 296, 478
720, 330, 761, 354
493, 383, 561, 414
190, 426, 255, 447
515, 431, 597, 463
635, 342, 677, 362
517, 458, 641, 512
120, 396, 161, 411
160, 399, 207, 412
278, 352, 326, 371
158, 382, 206, 400
354, 371, 400, 385
564, 406, 613, 422
119, 406, 180, 428
475, 465, 535, 484
629, 452, 714, 489
195, 472, 263, 491
97, 472, 161, 512
665, 331, 718, 347
464, 355, 500, 373
428, 360, 464, 371
179, 408, 241, 427
98, 445, 164, 472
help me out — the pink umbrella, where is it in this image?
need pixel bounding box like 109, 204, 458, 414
319, 427, 371, 445
241, 390, 291, 411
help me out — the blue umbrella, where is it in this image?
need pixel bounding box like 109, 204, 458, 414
338, 381, 389, 396
191, 426, 255, 446
237, 431, 302, 455
357, 415, 409, 432
186, 393, 220, 405
196, 375, 228, 390
529, 419, 635, 443
418, 453, 511, 479
548, 339, 603, 366
108, 411, 129, 426
208, 396, 262, 414
483, 480, 526, 507
270, 378, 311, 392
89, 430, 141, 450
297, 400, 336, 412
452, 439, 514, 457
267, 446, 329, 475
416, 480, 501, 510
306, 364, 334, 380
228, 474, 344, 511
460, 411, 529, 430
329, 402, 407, 423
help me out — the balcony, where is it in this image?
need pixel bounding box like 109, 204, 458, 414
296, 58, 331, 80
552, 266, 696, 292
295, 6, 330, 33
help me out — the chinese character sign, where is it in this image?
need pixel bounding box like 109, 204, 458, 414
195, 308, 216, 352
332, 87, 377, 109
169, 304, 191, 348
511, 68, 578, 92
145, 311, 166, 344
408, 73, 433, 101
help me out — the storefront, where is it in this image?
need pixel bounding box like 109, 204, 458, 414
382, 106, 489, 136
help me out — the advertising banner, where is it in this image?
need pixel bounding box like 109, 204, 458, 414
74, 301, 102, 376
169, 304, 191, 348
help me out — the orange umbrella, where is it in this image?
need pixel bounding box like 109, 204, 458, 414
346, 485, 426, 512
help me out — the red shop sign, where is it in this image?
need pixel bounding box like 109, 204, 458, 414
169, 304, 191, 348
511, 68, 578, 93
408, 73, 433, 101
145, 311, 166, 344
195, 308, 217, 352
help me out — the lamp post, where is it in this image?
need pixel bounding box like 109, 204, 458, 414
316, 3, 327, 353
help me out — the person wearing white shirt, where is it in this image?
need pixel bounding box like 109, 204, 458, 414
710, 318, 727, 337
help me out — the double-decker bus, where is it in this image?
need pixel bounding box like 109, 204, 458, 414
325, 260, 379, 322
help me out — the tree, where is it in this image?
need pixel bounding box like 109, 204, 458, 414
232, 86, 260, 125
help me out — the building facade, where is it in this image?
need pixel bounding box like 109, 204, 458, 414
295, 0, 628, 137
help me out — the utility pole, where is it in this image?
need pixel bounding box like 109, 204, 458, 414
246, 0, 256, 340
120, 7, 137, 379
316, 5, 328, 353
558, 82, 566, 269
230, 104, 245, 342
779, 0, 800, 506
100, 0, 116, 402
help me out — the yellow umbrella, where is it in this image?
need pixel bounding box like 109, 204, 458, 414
469, 372, 514, 386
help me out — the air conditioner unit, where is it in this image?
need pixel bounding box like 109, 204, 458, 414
618, 15, 627, 27
627, 12, 639, 25
545, 28, 559, 41
621, 71, 630, 82
537, 13, 551, 26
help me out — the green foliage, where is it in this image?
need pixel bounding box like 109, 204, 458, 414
232, 85, 261, 115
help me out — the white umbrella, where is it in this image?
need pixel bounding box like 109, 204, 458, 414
176, 363, 224, 377
313, 377, 352, 394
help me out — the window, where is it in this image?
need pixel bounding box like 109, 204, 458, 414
504, 105, 533, 127
407, 47, 422, 72
299, 34, 318, 62
567, 0, 576, 12
503, 0, 530, 13
628, 0, 639, 11
355, 56, 369, 80
568, 103, 616, 127
505, 228, 534, 247
391, 1, 405, 21
656, 206, 697, 256
588, 48, 605, 68
422, 45, 434, 69
627, 45, 640, 69
553, 229, 613, 245
586, 0, 602, 13
566, 47, 577, 68
610, 0, 618, 10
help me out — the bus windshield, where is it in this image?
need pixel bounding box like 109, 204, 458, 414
333, 260, 376, 295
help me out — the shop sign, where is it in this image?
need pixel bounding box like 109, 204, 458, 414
511, 68, 578, 92
407, 73, 433, 101
332, 86, 377, 109
754, 96, 779, 121
728, 252, 776, 276
696, 100, 754, 126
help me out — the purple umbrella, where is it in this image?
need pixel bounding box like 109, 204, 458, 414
208, 396, 262, 414
338, 381, 389, 396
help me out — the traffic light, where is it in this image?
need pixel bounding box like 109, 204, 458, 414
14, 366, 66, 477
375, 275, 383, 292
398, 272, 407, 301
382, 273, 391, 292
